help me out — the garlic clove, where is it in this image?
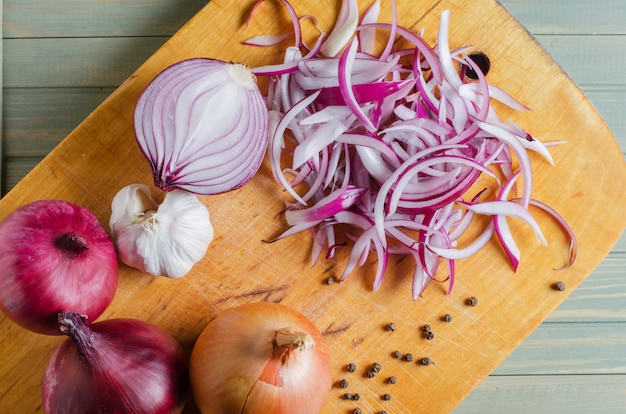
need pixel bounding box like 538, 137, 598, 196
110, 184, 214, 278
109, 183, 158, 229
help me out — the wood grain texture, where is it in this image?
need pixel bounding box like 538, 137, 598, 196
0, 0, 625, 412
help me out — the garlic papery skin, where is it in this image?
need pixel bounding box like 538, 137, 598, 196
110, 184, 214, 278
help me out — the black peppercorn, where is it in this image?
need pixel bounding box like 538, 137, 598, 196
380, 411, 388, 414
554, 281, 566, 291
393, 350, 402, 359
353, 409, 362, 414
343, 393, 352, 400
404, 353, 414, 362
387, 376, 397, 384
386, 322, 396, 331
339, 379, 348, 389
325, 276, 334, 285
465, 51, 491, 80
420, 357, 432, 366
443, 313, 452, 322
425, 331, 435, 340
371, 362, 382, 373
347, 363, 357, 373
367, 370, 376, 379
382, 393, 391, 401
353, 393, 360, 401
468, 296, 478, 306
422, 324, 431, 332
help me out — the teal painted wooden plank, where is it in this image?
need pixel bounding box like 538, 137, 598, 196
1, 157, 43, 196
499, 0, 626, 35
3, 0, 206, 38
584, 85, 626, 152
2, 88, 113, 157
534, 35, 626, 85
492, 322, 626, 375
3, 37, 166, 88
454, 374, 626, 413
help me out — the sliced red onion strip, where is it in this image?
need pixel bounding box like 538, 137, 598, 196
461, 200, 548, 245
378, 0, 397, 61
285, 186, 366, 226
338, 38, 377, 132
320, 0, 359, 57
357, 0, 381, 54
512, 198, 578, 270
243, 33, 294, 47
428, 222, 495, 260
270, 90, 321, 205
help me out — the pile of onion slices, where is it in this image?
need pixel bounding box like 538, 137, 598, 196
244, 0, 577, 299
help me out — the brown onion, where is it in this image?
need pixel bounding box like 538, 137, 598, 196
189, 302, 333, 414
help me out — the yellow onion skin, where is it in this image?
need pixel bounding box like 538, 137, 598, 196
189, 302, 332, 414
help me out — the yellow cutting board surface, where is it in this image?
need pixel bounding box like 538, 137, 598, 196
1, 0, 625, 412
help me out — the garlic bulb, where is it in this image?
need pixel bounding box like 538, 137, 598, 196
110, 184, 214, 278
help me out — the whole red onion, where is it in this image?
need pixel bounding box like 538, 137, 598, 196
42, 312, 189, 414
0, 200, 118, 335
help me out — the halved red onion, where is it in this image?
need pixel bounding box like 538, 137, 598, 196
134, 58, 270, 195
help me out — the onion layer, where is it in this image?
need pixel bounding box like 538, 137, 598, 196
134, 58, 271, 195
0, 200, 118, 335
42, 312, 189, 414
189, 302, 332, 414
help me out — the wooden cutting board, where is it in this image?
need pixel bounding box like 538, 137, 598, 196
1, 0, 624, 412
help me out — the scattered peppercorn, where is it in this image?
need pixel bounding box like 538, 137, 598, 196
386, 322, 396, 331
468, 296, 478, 306
343, 393, 352, 400
382, 393, 392, 401
371, 362, 382, 373
347, 363, 357, 373
422, 324, 431, 332
393, 350, 403, 359
554, 281, 566, 291
325, 276, 334, 285
339, 379, 348, 389
425, 331, 435, 340
404, 353, 414, 362
353, 409, 362, 414
420, 357, 432, 366
443, 313, 453, 322
352, 393, 360, 401
387, 376, 397, 384
380, 411, 388, 414
465, 51, 491, 80
367, 370, 376, 379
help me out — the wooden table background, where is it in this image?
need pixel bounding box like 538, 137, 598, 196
2, 1, 625, 412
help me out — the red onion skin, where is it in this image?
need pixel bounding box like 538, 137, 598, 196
42, 312, 189, 414
0, 200, 118, 335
